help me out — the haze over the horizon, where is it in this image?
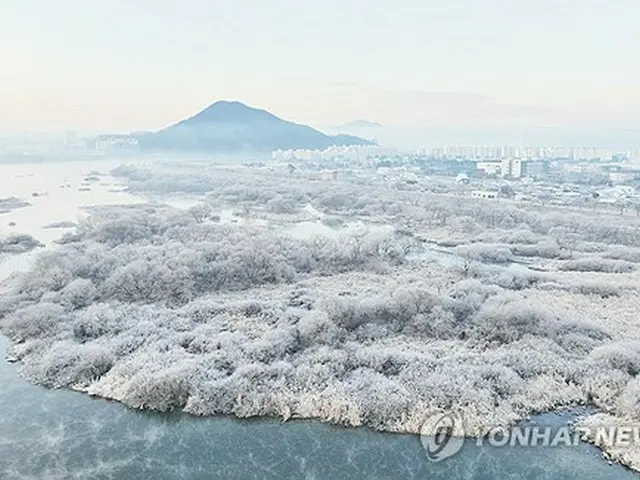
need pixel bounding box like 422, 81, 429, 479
1, 0, 638, 134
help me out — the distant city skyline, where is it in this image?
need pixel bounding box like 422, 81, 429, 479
1, 0, 638, 132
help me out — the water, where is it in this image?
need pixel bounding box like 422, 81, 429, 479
0, 160, 638, 479
0, 160, 143, 244
0, 159, 144, 282
0, 335, 637, 479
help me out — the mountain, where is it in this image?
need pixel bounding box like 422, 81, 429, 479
333, 119, 383, 130
325, 119, 382, 145
135, 101, 374, 153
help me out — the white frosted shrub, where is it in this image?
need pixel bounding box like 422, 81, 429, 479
3, 302, 66, 341
297, 310, 340, 346
499, 229, 543, 245
405, 306, 458, 338
123, 364, 194, 411
59, 278, 97, 310
490, 269, 546, 290
341, 368, 411, 428
471, 298, 558, 344
486, 338, 575, 380
72, 303, 124, 342
604, 246, 640, 263
558, 258, 635, 273
579, 367, 634, 408
456, 244, 513, 263
510, 240, 566, 259
588, 342, 640, 376
615, 377, 640, 419
24, 340, 114, 388
563, 280, 624, 298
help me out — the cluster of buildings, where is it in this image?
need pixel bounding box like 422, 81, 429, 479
0, 132, 143, 157
474, 158, 550, 179
562, 162, 640, 184
416, 145, 629, 162
272, 145, 397, 163
94, 135, 140, 152
466, 158, 640, 184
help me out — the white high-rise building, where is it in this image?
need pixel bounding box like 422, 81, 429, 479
501, 158, 524, 178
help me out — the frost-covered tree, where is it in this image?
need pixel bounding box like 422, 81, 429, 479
188, 202, 214, 223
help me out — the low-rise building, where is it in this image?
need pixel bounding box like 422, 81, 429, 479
475, 161, 502, 176
471, 190, 499, 199
95, 135, 139, 152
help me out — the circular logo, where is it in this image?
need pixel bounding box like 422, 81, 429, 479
420, 412, 465, 462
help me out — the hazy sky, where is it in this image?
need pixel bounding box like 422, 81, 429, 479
1, 0, 638, 132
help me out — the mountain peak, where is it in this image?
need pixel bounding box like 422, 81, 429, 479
205, 100, 253, 111
187, 100, 278, 124
211, 100, 244, 106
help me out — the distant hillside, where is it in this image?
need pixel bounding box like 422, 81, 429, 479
333, 119, 383, 130
325, 119, 382, 145
135, 101, 374, 153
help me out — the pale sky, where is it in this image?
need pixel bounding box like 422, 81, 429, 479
1, 0, 639, 132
